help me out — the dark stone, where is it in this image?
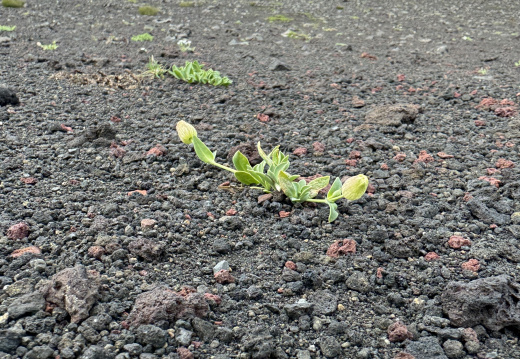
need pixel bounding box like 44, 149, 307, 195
309, 290, 337, 315
319, 336, 342, 358
467, 198, 511, 225
441, 275, 520, 331
191, 317, 215, 341
23, 345, 54, 359
0, 325, 25, 353
242, 327, 275, 359
128, 238, 165, 261
135, 325, 167, 348
7, 292, 46, 319
0, 87, 20, 106
405, 336, 448, 359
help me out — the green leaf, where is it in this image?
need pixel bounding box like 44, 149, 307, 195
257, 142, 273, 166
235, 171, 260, 185
287, 174, 300, 181
232, 151, 250, 171
328, 201, 339, 222
327, 178, 342, 201
278, 171, 296, 198
252, 161, 266, 173
308, 176, 330, 198
249, 171, 273, 192
192, 136, 215, 164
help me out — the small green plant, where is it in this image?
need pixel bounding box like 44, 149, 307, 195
38, 41, 58, 50
282, 29, 311, 41
138, 5, 159, 15
2, 0, 25, 8
177, 39, 195, 52
179, 1, 194, 6
462, 35, 473, 41
0, 25, 16, 32
131, 33, 153, 42
176, 121, 369, 222
267, 14, 293, 22
477, 68, 488, 75
515, 60, 520, 67
168, 60, 232, 86
143, 56, 167, 79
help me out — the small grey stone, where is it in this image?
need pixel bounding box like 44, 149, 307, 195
215, 327, 234, 343
135, 325, 167, 348
405, 336, 448, 359
269, 60, 291, 71
436, 45, 448, 54
319, 336, 342, 358
284, 299, 313, 319
345, 272, 370, 293
23, 345, 54, 359
123, 343, 142, 356
467, 198, 511, 225
7, 292, 46, 319
212, 238, 231, 254
296, 350, 311, 359
443, 340, 464, 359
213, 260, 230, 274
0, 324, 25, 354
309, 290, 337, 315
192, 317, 215, 341
175, 327, 193, 346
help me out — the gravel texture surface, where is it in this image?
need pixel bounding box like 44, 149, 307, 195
1, 1, 520, 358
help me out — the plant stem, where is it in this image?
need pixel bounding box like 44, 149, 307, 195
306, 198, 327, 204
212, 162, 237, 173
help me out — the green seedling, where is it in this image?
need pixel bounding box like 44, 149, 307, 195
143, 56, 167, 79
2, 0, 25, 8
282, 29, 311, 41
462, 35, 473, 41
131, 33, 153, 42
168, 60, 232, 86
477, 68, 488, 75
0, 25, 16, 32
176, 121, 369, 222
177, 39, 195, 52
515, 60, 520, 67
138, 5, 159, 15
267, 15, 293, 23
38, 41, 58, 50
179, 1, 194, 6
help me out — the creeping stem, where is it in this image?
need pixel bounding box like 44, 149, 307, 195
212, 162, 237, 174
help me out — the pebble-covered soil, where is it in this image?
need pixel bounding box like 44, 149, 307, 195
1, 0, 520, 358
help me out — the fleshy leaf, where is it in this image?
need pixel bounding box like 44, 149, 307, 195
192, 136, 215, 164
327, 177, 342, 201
257, 142, 272, 166
278, 171, 296, 198
308, 176, 330, 198
235, 171, 260, 185
328, 201, 339, 222
232, 151, 250, 171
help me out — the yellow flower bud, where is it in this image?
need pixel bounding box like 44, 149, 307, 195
176, 120, 197, 144
342, 174, 369, 201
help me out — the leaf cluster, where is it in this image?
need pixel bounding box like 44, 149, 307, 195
168, 60, 232, 86
0, 25, 16, 32
131, 33, 154, 42
38, 41, 58, 51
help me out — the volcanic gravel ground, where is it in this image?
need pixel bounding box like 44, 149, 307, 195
1, 1, 520, 359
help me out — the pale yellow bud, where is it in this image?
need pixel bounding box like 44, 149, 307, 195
342, 174, 369, 201
176, 120, 197, 144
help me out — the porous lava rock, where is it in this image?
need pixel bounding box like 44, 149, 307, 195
40, 265, 100, 323
126, 286, 208, 327
441, 275, 520, 330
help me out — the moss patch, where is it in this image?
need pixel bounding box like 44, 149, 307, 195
2, 0, 25, 8
131, 33, 154, 42
267, 14, 293, 23
138, 5, 159, 16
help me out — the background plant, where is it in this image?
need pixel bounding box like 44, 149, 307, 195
37, 41, 58, 50
176, 121, 369, 222
168, 60, 232, 86
0, 25, 16, 32
131, 33, 153, 42
2, 0, 25, 8
143, 56, 166, 79
177, 39, 195, 52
